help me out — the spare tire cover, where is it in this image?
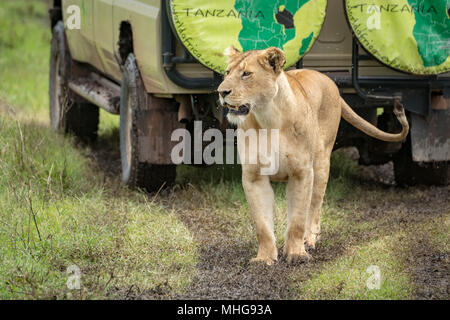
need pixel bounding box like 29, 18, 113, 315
170, 0, 328, 74
345, 0, 450, 75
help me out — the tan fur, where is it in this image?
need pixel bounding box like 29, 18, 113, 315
218, 46, 409, 265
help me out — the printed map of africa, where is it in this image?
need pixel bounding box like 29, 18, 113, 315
407, 0, 450, 67
347, 0, 449, 74
235, 0, 314, 56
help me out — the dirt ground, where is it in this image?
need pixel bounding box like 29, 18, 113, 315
90, 143, 449, 300
171, 184, 448, 300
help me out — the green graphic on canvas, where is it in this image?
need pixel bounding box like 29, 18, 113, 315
346, 0, 450, 75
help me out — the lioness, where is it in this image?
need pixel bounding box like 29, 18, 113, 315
218, 46, 409, 265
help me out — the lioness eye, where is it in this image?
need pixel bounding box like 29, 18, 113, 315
225, 70, 230, 75
242, 71, 252, 78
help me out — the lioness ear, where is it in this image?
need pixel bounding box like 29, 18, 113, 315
259, 47, 286, 74
224, 45, 241, 60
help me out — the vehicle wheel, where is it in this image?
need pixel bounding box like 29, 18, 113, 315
49, 21, 99, 142
120, 54, 176, 191
393, 136, 449, 186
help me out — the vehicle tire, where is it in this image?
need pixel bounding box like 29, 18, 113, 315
393, 136, 449, 186
49, 21, 99, 142
120, 54, 176, 191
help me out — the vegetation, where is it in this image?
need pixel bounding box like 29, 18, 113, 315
0, 0, 197, 299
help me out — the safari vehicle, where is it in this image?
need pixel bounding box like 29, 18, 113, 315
48, 0, 450, 190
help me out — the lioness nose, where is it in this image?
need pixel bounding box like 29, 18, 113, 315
219, 90, 231, 98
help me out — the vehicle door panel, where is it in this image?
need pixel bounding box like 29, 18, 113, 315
93, 0, 122, 81
62, 0, 103, 70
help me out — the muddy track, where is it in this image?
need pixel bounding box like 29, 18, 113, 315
88, 142, 449, 300
166, 185, 448, 300
166, 203, 300, 300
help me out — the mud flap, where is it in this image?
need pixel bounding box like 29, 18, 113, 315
136, 95, 183, 165
410, 109, 450, 162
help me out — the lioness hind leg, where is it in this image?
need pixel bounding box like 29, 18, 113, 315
305, 154, 331, 250
242, 173, 277, 265
284, 168, 314, 264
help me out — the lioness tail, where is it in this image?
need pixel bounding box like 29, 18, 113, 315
340, 98, 409, 142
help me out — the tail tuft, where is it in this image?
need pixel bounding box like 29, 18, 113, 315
393, 100, 408, 128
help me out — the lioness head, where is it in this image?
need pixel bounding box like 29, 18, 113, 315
218, 46, 286, 125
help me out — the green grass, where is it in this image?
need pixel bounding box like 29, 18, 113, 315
0, 0, 197, 299
0, 112, 198, 299
0, 0, 448, 300
295, 236, 414, 299
0, 0, 50, 120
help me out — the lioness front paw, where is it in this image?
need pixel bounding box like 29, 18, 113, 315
286, 252, 312, 265
250, 256, 277, 266
284, 243, 312, 265
305, 232, 321, 251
